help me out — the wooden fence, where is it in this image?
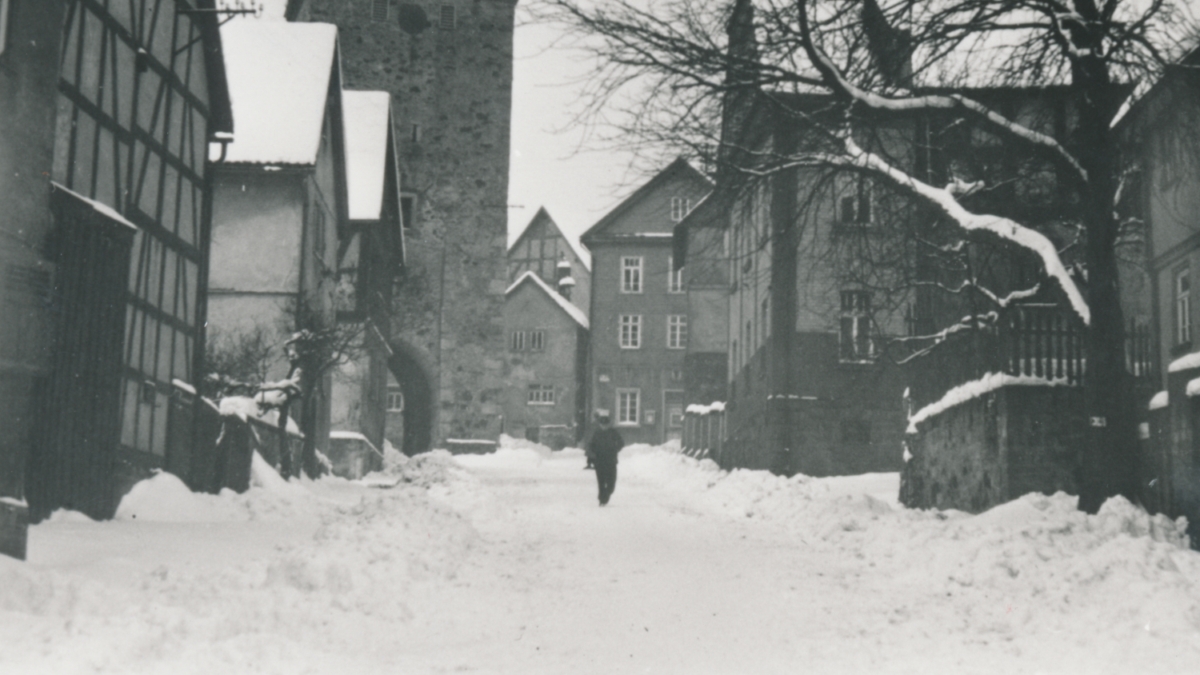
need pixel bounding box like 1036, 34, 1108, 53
908, 305, 1155, 411
681, 404, 725, 460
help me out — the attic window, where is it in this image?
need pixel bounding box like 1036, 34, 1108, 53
439, 5, 455, 30
371, 0, 389, 21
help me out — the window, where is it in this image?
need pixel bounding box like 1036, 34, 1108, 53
386, 390, 404, 412
667, 315, 688, 349
401, 194, 415, 229
667, 368, 684, 383
671, 197, 691, 222
528, 385, 555, 405
619, 315, 642, 349
838, 175, 872, 225
0, 0, 10, 56
1177, 267, 1191, 345
530, 330, 546, 352
668, 404, 685, 429
621, 256, 643, 293
840, 291, 875, 361
617, 389, 641, 425
410, 124, 421, 143
511, 330, 526, 351
439, 5, 455, 30
371, 0, 389, 21
668, 255, 684, 293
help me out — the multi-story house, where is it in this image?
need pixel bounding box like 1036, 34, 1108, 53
508, 207, 591, 316
1, 1, 232, 537
291, 0, 515, 453
207, 19, 347, 470
503, 271, 590, 447
331, 90, 406, 460
1120, 45, 1200, 536
581, 159, 712, 445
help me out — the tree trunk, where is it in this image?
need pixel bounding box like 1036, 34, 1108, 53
1074, 46, 1140, 513
277, 401, 294, 479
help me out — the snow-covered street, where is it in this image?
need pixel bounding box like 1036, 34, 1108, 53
3, 440, 1200, 674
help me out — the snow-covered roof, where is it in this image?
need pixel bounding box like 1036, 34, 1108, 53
505, 271, 589, 329
343, 90, 392, 221
49, 182, 138, 231
219, 21, 338, 165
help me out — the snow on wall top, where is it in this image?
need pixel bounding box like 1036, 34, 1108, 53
1149, 390, 1169, 410
685, 402, 725, 415
1168, 351, 1200, 373
343, 90, 392, 221
219, 21, 338, 165
50, 182, 138, 231
506, 271, 589, 329
907, 372, 1066, 433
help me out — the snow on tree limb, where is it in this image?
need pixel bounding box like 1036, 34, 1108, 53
831, 137, 1091, 325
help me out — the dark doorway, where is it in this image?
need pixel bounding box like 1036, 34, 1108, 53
387, 343, 434, 455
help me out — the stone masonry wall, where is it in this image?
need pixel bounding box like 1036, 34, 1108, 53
299, 0, 514, 447
901, 386, 1084, 512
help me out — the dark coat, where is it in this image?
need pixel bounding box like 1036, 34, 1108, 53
588, 427, 625, 464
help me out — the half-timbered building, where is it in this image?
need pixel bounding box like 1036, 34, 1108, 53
21, 0, 232, 522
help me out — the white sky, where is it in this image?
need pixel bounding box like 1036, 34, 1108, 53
506, 4, 640, 249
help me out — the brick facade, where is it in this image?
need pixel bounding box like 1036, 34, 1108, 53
295, 0, 514, 451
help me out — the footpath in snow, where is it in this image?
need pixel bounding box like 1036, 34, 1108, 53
2, 438, 1199, 674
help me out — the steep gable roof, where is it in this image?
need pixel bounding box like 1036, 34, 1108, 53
580, 158, 712, 244
505, 271, 589, 329
343, 90, 395, 221
508, 207, 592, 270
219, 21, 339, 165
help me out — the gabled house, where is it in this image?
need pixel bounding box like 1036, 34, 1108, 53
581, 159, 712, 445
503, 271, 590, 447
508, 207, 591, 315
207, 20, 346, 472
331, 89, 406, 465
1119, 45, 1200, 536
2, 1, 233, 542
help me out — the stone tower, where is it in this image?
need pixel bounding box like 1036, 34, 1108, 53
292, 0, 514, 451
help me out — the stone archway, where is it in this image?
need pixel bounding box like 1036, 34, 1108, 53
387, 341, 436, 455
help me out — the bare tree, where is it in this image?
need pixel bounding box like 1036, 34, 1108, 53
546, 0, 1197, 511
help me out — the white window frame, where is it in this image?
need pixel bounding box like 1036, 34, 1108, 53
671, 197, 691, 222
621, 256, 643, 294
527, 384, 555, 406
668, 255, 684, 293
839, 290, 875, 362
1177, 266, 1191, 345
511, 330, 526, 351
667, 315, 687, 349
386, 390, 404, 412
530, 329, 546, 352
616, 389, 641, 426
619, 314, 642, 349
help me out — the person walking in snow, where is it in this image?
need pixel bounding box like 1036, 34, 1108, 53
587, 411, 624, 506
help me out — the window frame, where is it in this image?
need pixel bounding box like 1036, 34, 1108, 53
616, 388, 641, 426
529, 329, 546, 352
621, 256, 643, 294
839, 290, 875, 362
837, 175, 873, 226
439, 5, 456, 30
370, 0, 389, 22
619, 314, 642, 349
668, 255, 684, 293
511, 330, 526, 352
386, 390, 404, 412
1177, 266, 1192, 346
527, 384, 555, 406
670, 196, 691, 222
0, 0, 10, 57
667, 315, 688, 350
